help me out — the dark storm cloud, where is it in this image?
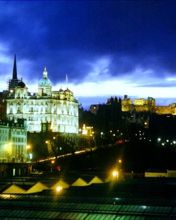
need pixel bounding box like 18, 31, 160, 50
1, 0, 176, 92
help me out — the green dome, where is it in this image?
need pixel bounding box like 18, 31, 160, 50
39, 67, 52, 87
39, 78, 52, 87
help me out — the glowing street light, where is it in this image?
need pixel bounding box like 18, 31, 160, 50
26, 145, 31, 150
118, 159, 122, 164
56, 186, 63, 193
4, 142, 12, 155
51, 160, 55, 164
112, 170, 119, 178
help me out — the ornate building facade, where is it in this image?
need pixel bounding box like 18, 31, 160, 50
121, 95, 156, 112
5, 56, 79, 133
0, 119, 27, 163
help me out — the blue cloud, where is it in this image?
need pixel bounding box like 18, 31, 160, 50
1, 1, 176, 106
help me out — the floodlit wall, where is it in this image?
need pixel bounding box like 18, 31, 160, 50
0, 121, 27, 162
145, 172, 167, 178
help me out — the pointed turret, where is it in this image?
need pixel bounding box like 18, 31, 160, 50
12, 54, 17, 80
8, 55, 19, 91
65, 74, 68, 84
38, 67, 52, 96
43, 67, 48, 79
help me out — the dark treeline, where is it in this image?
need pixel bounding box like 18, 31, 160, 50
79, 97, 122, 132
80, 98, 176, 139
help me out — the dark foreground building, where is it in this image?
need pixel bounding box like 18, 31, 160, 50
0, 176, 176, 219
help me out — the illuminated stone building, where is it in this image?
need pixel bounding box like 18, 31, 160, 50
5, 56, 79, 133
121, 95, 176, 115
0, 119, 27, 163
154, 104, 176, 115
121, 95, 133, 112
122, 95, 155, 112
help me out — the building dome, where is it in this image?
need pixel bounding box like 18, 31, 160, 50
38, 78, 52, 87
38, 67, 52, 87
38, 67, 52, 97
18, 81, 26, 88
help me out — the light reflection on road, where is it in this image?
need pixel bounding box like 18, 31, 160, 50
38, 147, 96, 163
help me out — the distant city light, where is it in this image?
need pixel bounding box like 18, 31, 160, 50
142, 205, 147, 209
157, 138, 161, 142
81, 124, 94, 136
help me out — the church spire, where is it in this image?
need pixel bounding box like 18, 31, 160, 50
12, 54, 17, 80
8, 54, 19, 91
65, 74, 68, 84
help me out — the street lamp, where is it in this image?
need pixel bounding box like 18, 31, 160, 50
51, 160, 55, 164
118, 159, 122, 164
56, 186, 63, 193
26, 145, 31, 150
112, 170, 119, 177
112, 169, 119, 179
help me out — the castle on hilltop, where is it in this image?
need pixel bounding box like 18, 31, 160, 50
121, 95, 176, 115
90, 95, 176, 116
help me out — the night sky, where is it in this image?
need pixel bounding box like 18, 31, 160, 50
1, 0, 176, 107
